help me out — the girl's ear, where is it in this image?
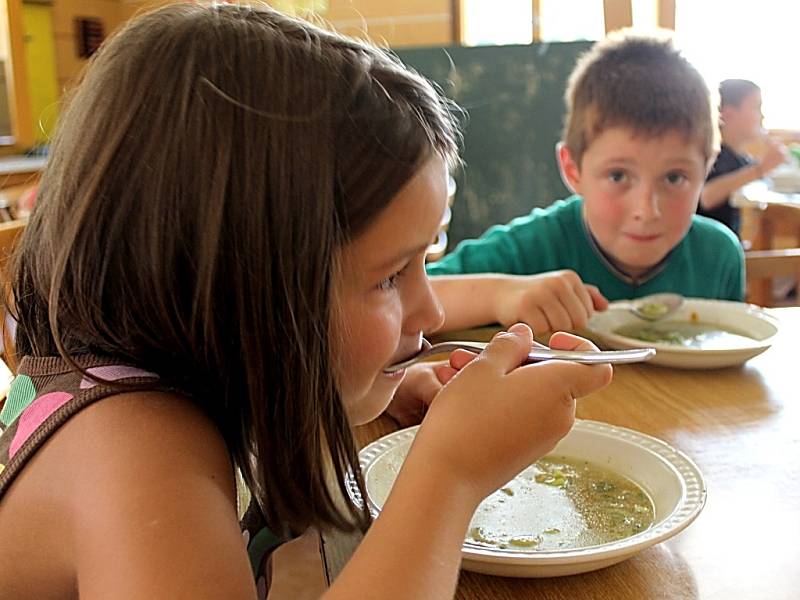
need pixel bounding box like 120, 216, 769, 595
556, 142, 581, 193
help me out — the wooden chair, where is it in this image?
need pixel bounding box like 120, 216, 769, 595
745, 248, 800, 306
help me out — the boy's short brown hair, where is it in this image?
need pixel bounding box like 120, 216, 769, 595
562, 30, 716, 167
719, 79, 760, 108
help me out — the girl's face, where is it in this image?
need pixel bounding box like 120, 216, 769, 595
332, 156, 448, 425
559, 127, 707, 278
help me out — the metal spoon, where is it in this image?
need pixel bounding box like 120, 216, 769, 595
384, 339, 655, 373
615, 293, 685, 321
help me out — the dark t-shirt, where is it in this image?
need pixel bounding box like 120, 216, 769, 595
698, 143, 752, 235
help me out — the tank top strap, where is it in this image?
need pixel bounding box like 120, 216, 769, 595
0, 354, 164, 497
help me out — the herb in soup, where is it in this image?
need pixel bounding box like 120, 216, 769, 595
467, 456, 654, 551
615, 321, 755, 349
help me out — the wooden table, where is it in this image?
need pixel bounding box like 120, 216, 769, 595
322, 309, 800, 600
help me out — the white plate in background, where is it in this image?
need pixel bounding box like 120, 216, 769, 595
587, 298, 778, 369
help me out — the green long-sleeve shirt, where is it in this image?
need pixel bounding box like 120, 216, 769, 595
427, 196, 744, 302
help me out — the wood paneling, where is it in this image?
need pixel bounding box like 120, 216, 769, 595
325, 0, 450, 21
120, 1, 455, 47
603, 0, 632, 33
51, 0, 125, 91
335, 19, 451, 48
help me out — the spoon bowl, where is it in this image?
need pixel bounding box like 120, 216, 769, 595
619, 293, 685, 321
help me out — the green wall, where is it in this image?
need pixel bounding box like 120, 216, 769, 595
397, 41, 592, 247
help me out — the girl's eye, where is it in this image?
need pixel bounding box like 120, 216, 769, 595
608, 170, 626, 183
377, 269, 403, 292
665, 171, 687, 185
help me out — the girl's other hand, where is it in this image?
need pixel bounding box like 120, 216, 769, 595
409, 323, 612, 502
385, 350, 479, 427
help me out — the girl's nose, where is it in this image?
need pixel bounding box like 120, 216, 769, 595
406, 273, 445, 336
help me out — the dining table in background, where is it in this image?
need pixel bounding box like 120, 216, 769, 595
321, 307, 800, 600
736, 181, 800, 305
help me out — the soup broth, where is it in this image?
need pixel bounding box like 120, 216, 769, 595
467, 456, 655, 551
614, 321, 755, 349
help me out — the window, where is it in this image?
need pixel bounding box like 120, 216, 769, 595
461, 0, 533, 46
674, 1, 799, 130
461, 0, 605, 46
538, 0, 605, 42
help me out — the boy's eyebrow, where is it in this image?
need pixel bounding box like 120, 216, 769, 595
667, 158, 704, 167
598, 157, 636, 165
598, 157, 702, 168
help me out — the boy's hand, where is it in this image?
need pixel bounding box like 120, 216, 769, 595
386, 351, 479, 427
759, 138, 787, 175
494, 270, 608, 335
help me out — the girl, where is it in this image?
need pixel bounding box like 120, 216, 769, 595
0, 4, 611, 599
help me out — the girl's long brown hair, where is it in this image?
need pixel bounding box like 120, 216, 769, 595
11, 3, 459, 535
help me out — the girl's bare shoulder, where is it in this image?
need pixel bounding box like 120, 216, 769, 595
0, 391, 255, 599
56, 390, 235, 493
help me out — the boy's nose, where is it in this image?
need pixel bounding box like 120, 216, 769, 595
631, 184, 661, 221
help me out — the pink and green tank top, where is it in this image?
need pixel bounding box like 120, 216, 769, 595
0, 355, 284, 598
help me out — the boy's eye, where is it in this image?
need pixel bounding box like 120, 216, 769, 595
608, 170, 626, 183
665, 171, 687, 185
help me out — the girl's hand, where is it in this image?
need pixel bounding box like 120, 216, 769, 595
494, 271, 608, 335
409, 323, 612, 501
385, 351, 479, 427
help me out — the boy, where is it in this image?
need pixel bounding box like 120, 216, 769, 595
427, 32, 745, 334
698, 79, 786, 235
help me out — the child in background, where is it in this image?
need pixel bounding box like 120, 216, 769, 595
0, 5, 612, 599
427, 33, 744, 335
698, 79, 786, 235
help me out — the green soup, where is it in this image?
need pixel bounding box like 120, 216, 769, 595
614, 321, 755, 349
467, 456, 655, 551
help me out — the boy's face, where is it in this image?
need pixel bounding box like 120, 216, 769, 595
559, 127, 707, 277
721, 91, 763, 140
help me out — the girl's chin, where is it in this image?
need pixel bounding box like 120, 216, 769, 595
345, 372, 406, 426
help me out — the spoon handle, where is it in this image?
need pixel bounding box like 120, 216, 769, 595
433, 342, 655, 365
526, 347, 655, 364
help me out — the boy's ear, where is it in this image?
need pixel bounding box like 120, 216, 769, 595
718, 105, 734, 127
556, 142, 581, 193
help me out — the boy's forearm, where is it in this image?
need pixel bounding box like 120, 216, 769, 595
700, 164, 762, 210
430, 275, 509, 332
